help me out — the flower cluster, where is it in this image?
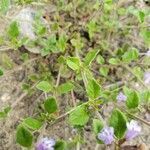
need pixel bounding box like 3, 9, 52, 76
36, 137, 56, 150
116, 92, 127, 102
126, 120, 141, 140
144, 72, 150, 85
98, 127, 114, 145
98, 120, 141, 145
146, 50, 150, 57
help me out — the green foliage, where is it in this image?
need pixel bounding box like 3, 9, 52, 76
22, 117, 43, 130
96, 55, 105, 64
0, 68, 4, 76
0, 106, 11, 119
0, 0, 10, 14
16, 126, 33, 147
71, 38, 84, 50
54, 140, 67, 150
20, 53, 29, 62
36, 81, 52, 92
1, 0, 149, 148
133, 67, 143, 79
126, 90, 139, 109
140, 90, 150, 103
87, 20, 97, 39
57, 82, 74, 94
7, 21, 20, 39
44, 97, 58, 114
92, 119, 103, 135
140, 29, 150, 47
108, 58, 119, 65
14, 0, 34, 5
99, 67, 109, 77
109, 109, 127, 139
69, 105, 89, 126
86, 78, 101, 99
40, 35, 57, 56
66, 57, 81, 71
84, 49, 99, 66
57, 33, 68, 52
122, 48, 139, 63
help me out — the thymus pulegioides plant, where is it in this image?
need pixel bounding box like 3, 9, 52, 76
0, 0, 150, 149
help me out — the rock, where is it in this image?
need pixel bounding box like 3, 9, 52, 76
15, 7, 36, 40
14, 7, 49, 54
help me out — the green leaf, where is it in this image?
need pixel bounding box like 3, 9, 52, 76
4, 106, 11, 114
92, 119, 103, 135
86, 79, 101, 99
140, 29, 150, 47
57, 34, 67, 52
0, 68, 4, 76
23, 117, 42, 130
66, 57, 80, 71
140, 90, 150, 103
21, 53, 29, 62
96, 55, 105, 64
99, 67, 109, 77
0, 112, 6, 118
7, 21, 20, 39
36, 81, 52, 92
87, 20, 97, 38
16, 126, 33, 147
122, 48, 139, 63
69, 105, 89, 126
109, 108, 127, 139
0, 106, 11, 119
133, 67, 143, 79
54, 140, 67, 150
138, 11, 145, 23
71, 38, 84, 50
0, 0, 10, 14
126, 90, 139, 109
44, 97, 58, 114
84, 49, 99, 66
57, 82, 74, 94
108, 58, 119, 65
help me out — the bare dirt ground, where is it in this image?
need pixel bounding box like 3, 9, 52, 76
0, 51, 150, 150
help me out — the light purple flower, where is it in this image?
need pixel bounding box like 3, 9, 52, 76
144, 72, 150, 85
36, 137, 56, 150
116, 92, 127, 102
146, 50, 150, 57
98, 127, 114, 145
126, 120, 141, 140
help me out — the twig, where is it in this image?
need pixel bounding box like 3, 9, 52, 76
114, 104, 150, 127
123, 109, 150, 127
55, 66, 62, 87
95, 144, 99, 150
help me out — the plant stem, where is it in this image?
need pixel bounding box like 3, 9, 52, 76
116, 105, 150, 127
95, 144, 99, 150
76, 142, 80, 150
124, 109, 150, 127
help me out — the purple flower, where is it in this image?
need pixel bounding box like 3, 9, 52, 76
98, 127, 114, 145
126, 120, 141, 140
146, 50, 150, 57
116, 92, 127, 102
36, 137, 56, 150
144, 72, 150, 85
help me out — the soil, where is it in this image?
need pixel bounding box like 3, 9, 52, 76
0, 1, 150, 150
